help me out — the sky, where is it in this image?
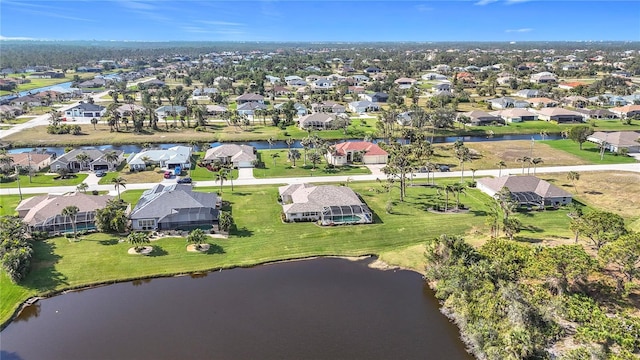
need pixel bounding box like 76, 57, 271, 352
1, 0, 639, 42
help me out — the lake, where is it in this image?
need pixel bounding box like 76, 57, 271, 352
0, 257, 472, 360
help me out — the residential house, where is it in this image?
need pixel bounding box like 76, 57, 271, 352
311, 101, 346, 113
587, 131, 640, 153
350, 75, 369, 85
237, 101, 267, 116
312, 78, 334, 90
278, 183, 372, 225
515, 89, 540, 98
10, 95, 42, 107
422, 73, 448, 81
364, 67, 381, 73
589, 94, 628, 107
298, 113, 342, 130
326, 141, 388, 165
534, 107, 586, 123
49, 148, 124, 173
28, 72, 64, 79
477, 175, 573, 208
265, 75, 280, 84
394, 77, 418, 89
460, 110, 505, 126
360, 92, 388, 103
8, 152, 54, 172
274, 102, 308, 116
115, 104, 146, 117
486, 97, 529, 110
192, 88, 218, 97
348, 100, 380, 113
77, 78, 107, 88
17, 192, 115, 234
271, 86, 291, 96
129, 184, 220, 231
526, 97, 558, 108
574, 108, 618, 119
138, 79, 165, 88
64, 102, 106, 118
561, 96, 590, 108
205, 104, 228, 115
610, 105, 640, 119
0, 104, 23, 116
490, 109, 538, 123
558, 81, 588, 90
530, 72, 557, 83
126, 146, 192, 171
235, 93, 265, 104
204, 144, 257, 168
155, 105, 187, 118
432, 82, 451, 92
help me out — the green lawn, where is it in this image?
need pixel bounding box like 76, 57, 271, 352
189, 152, 238, 181
0, 173, 87, 188
0, 180, 585, 325
0, 194, 44, 216
455, 119, 640, 137
540, 139, 638, 164
253, 149, 371, 178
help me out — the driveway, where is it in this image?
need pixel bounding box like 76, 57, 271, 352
238, 167, 255, 180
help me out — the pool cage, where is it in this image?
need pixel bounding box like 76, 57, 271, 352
156, 207, 219, 231
320, 204, 372, 226
31, 211, 98, 234
511, 191, 545, 208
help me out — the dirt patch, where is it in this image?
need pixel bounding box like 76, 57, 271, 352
128, 246, 153, 255
186, 244, 210, 252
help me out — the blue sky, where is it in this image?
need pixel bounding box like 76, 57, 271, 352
1, 0, 639, 42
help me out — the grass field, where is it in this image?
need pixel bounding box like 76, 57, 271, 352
0, 173, 87, 188
253, 149, 371, 178
540, 139, 638, 164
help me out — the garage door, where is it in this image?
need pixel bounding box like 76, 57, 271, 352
238, 161, 253, 168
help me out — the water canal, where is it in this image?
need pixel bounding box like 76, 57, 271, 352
0, 257, 472, 360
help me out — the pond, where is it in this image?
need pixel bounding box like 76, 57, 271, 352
0, 257, 472, 360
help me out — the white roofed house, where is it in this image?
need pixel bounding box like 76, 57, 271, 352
236, 101, 267, 116
490, 109, 539, 123
204, 144, 257, 168
477, 175, 573, 209
297, 112, 344, 130
126, 145, 192, 171
348, 100, 380, 114
534, 108, 586, 123
461, 111, 505, 126
278, 183, 372, 225
530, 71, 557, 84
49, 148, 124, 173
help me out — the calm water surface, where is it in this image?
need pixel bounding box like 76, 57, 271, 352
0, 258, 472, 360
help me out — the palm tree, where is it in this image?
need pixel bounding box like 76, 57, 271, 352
61, 205, 79, 238
450, 183, 466, 210
301, 136, 312, 166
271, 152, 280, 168
215, 169, 228, 193
104, 151, 120, 167
567, 171, 580, 194
288, 149, 301, 167
127, 232, 150, 253
531, 157, 543, 175
285, 138, 295, 150
76, 182, 89, 193
267, 137, 275, 150
497, 160, 506, 177
111, 177, 126, 200
75, 152, 91, 171
218, 211, 234, 233
308, 151, 322, 170
186, 228, 207, 250
516, 156, 531, 174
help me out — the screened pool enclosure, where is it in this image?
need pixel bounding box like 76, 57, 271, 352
320, 205, 372, 226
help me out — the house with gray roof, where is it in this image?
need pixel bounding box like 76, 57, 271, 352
235, 93, 264, 104
487, 97, 529, 110
348, 100, 380, 113
490, 109, 538, 123
460, 110, 505, 126
237, 101, 267, 116
204, 144, 256, 168
587, 131, 640, 153
127, 145, 191, 171
477, 175, 573, 208
278, 183, 372, 225
129, 184, 220, 231
311, 101, 345, 113
155, 105, 187, 118
297, 112, 344, 130
275, 102, 308, 116
534, 108, 586, 123
17, 192, 116, 234
64, 102, 106, 118
515, 89, 540, 98
49, 148, 124, 173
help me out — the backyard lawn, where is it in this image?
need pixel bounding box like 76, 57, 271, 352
253, 149, 371, 178
540, 139, 638, 164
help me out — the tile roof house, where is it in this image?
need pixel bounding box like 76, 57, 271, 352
490, 109, 538, 123
7, 152, 54, 172
311, 101, 346, 113
10, 95, 43, 107
326, 141, 388, 165
587, 131, 640, 153
49, 148, 124, 173
129, 184, 220, 231
297, 113, 342, 130
610, 105, 640, 119
525, 97, 558, 108
235, 93, 265, 104
530, 71, 557, 83
204, 144, 257, 168
126, 146, 192, 171
278, 183, 372, 225
394, 77, 418, 89
17, 192, 115, 234
534, 107, 586, 123
477, 175, 573, 208
461, 110, 505, 126
64, 102, 106, 118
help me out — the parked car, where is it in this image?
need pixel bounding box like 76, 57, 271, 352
163, 171, 172, 179
439, 165, 450, 172
95, 170, 106, 177
177, 177, 192, 184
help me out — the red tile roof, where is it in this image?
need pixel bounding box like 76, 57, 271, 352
333, 141, 388, 156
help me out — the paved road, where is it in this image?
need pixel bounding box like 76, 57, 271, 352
1, 163, 638, 197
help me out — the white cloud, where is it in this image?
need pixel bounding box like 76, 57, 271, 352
0, 35, 38, 40
505, 28, 533, 33
505, 0, 532, 3
415, 4, 434, 12
474, 0, 499, 5
198, 20, 244, 27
